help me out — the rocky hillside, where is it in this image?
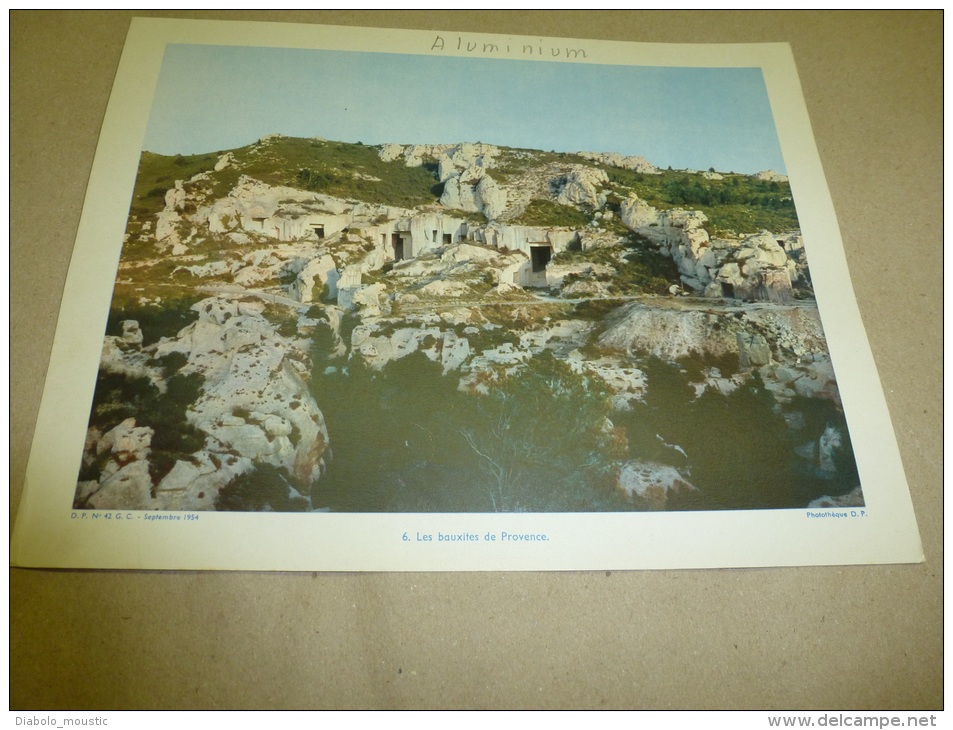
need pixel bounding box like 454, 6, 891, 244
75, 135, 861, 513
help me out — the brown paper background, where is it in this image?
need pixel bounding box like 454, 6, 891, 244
10, 10, 942, 710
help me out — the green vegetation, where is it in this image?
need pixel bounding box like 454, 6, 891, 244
572, 298, 624, 322
260, 138, 442, 207
127, 137, 799, 244
615, 359, 858, 510
216, 463, 311, 512
512, 199, 592, 228
603, 168, 799, 234
105, 297, 201, 345
552, 235, 681, 296
456, 352, 626, 512
157, 351, 189, 377
127, 136, 442, 237
490, 147, 593, 184
479, 302, 573, 331
79, 134, 842, 515
76, 367, 206, 502
128, 150, 235, 221
261, 303, 300, 338
309, 349, 630, 512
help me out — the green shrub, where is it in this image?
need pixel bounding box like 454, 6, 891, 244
215, 463, 310, 512
81, 366, 207, 497
512, 199, 591, 228
157, 351, 188, 376
105, 297, 201, 346
603, 168, 800, 234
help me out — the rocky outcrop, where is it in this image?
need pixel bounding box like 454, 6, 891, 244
378, 143, 405, 163
98, 325, 165, 391
92, 136, 850, 514
598, 303, 739, 362
477, 223, 578, 256
79, 419, 156, 510
616, 461, 696, 509
754, 169, 789, 183
619, 194, 659, 230
554, 166, 609, 209
379, 142, 503, 175
81, 296, 331, 511
440, 167, 507, 220
619, 192, 798, 303
351, 324, 444, 371
597, 300, 841, 407
808, 485, 864, 508
701, 231, 795, 303
437, 142, 501, 180
568, 354, 646, 411
577, 151, 659, 174
154, 184, 188, 252
158, 297, 329, 484
207, 176, 354, 242
214, 152, 237, 171
544, 261, 615, 289
290, 254, 340, 303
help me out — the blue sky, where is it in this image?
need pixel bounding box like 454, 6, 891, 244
143, 44, 787, 174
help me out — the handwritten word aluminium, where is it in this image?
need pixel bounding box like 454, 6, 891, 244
430, 35, 588, 60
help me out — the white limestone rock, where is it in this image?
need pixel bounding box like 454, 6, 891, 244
214, 152, 237, 171
688, 367, 744, 399
441, 331, 471, 374
86, 460, 155, 511
478, 224, 578, 257
561, 278, 613, 299
291, 254, 339, 303
791, 355, 839, 403
616, 461, 696, 509
518, 320, 591, 356
155, 209, 183, 246
475, 175, 507, 221
81, 418, 155, 510
817, 424, 845, 476
754, 170, 789, 183
379, 143, 404, 162
737, 331, 772, 367
440, 167, 507, 220
96, 418, 153, 461
99, 333, 164, 391
437, 143, 501, 181
554, 166, 609, 209
351, 283, 387, 315
598, 304, 738, 362
577, 151, 659, 174
352, 325, 444, 370
545, 262, 615, 289
619, 194, 659, 230
417, 280, 472, 298
153, 297, 331, 486
173, 260, 234, 279
153, 451, 252, 511
659, 207, 708, 231
440, 169, 483, 212
121, 320, 144, 346
440, 243, 498, 264
567, 354, 646, 410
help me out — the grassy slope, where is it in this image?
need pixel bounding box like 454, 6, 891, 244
129, 136, 800, 235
